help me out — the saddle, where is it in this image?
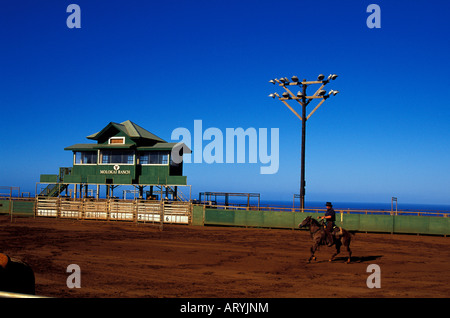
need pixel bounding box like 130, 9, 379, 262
323, 224, 343, 236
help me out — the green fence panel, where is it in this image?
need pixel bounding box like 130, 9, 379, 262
0, 200, 11, 214
192, 205, 204, 226
201, 208, 449, 235
246, 210, 265, 227
428, 217, 450, 235
11, 201, 35, 216
0, 200, 35, 216
262, 211, 295, 229
204, 208, 235, 226
234, 210, 249, 227
359, 214, 394, 233
234, 210, 264, 227
192, 206, 450, 235
339, 213, 360, 231
394, 215, 429, 234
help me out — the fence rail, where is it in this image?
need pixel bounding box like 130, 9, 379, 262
205, 204, 450, 217
2, 197, 449, 235
192, 205, 450, 236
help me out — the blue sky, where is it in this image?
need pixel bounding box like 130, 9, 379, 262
1, 0, 449, 205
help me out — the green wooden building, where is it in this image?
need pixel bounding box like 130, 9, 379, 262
39, 120, 190, 199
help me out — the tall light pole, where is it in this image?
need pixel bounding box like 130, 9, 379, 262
269, 74, 339, 211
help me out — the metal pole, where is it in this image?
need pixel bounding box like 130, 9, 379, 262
269, 75, 338, 213
300, 82, 307, 212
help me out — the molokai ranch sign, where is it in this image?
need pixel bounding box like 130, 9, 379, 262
99, 165, 131, 175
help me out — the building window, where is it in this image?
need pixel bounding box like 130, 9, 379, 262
139, 151, 169, 165
109, 137, 125, 144
74, 151, 98, 164
101, 150, 134, 164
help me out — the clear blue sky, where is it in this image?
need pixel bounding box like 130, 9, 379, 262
1, 0, 449, 205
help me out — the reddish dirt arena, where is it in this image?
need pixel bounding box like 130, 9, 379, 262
0, 215, 449, 298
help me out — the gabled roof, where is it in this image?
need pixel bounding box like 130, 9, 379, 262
64, 143, 134, 151
137, 142, 192, 153
87, 120, 166, 143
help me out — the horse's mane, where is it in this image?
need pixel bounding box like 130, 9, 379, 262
308, 216, 323, 227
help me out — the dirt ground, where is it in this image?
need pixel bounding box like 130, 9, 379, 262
1, 214, 449, 298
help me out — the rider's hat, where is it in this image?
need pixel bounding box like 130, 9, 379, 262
325, 202, 333, 207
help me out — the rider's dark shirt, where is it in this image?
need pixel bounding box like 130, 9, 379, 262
325, 208, 336, 222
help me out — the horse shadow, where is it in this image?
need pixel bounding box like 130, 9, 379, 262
328, 255, 383, 263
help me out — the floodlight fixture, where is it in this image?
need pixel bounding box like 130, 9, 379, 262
328, 89, 339, 96
328, 74, 338, 80
267, 73, 338, 213
269, 79, 276, 84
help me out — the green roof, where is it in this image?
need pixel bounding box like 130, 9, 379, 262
87, 120, 166, 143
63, 143, 133, 151
137, 142, 192, 153
64, 144, 97, 151
65, 121, 192, 152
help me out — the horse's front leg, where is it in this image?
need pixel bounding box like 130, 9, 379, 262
308, 241, 319, 263
308, 245, 316, 263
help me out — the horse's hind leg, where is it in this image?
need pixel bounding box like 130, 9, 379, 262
346, 245, 352, 263
329, 240, 341, 262
344, 237, 352, 263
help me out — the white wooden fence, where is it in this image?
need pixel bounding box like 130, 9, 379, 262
35, 197, 191, 225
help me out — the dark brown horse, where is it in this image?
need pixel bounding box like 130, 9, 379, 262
299, 216, 353, 263
0, 253, 35, 295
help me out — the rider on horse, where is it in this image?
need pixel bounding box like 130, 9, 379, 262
318, 202, 336, 246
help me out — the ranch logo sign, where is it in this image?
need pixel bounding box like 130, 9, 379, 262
99, 165, 131, 175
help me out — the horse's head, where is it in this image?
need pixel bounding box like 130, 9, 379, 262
298, 216, 312, 229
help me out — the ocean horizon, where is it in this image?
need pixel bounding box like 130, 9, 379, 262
221, 198, 450, 213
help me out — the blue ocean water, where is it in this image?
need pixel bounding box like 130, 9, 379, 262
215, 197, 450, 213
268, 200, 450, 213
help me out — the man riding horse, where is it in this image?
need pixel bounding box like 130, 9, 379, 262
318, 202, 335, 246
